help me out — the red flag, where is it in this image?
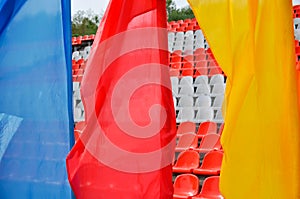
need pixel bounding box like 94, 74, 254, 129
66, 0, 177, 198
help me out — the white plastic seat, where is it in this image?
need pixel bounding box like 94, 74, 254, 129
180, 76, 193, 86
195, 107, 214, 123
173, 96, 177, 109
294, 18, 300, 29
210, 74, 225, 85
195, 84, 210, 95
195, 95, 211, 108
177, 108, 195, 123
212, 95, 224, 107
295, 29, 300, 40
194, 75, 209, 85
179, 85, 194, 96
211, 83, 226, 96
171, 77, 179, 96
178, 96, 194, 107
213, 108, 224, 123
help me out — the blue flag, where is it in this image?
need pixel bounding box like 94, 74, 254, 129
0, 0, 73, 198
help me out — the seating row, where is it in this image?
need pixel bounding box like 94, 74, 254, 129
177, 121, 224, 137
172, 83, 226, 97
173, 175, 223, 199
175, 133, 222, 153
173, 150, 222, 176
72, 34, 95, 45
174, 95, 224, 109
171, 74, 225, 86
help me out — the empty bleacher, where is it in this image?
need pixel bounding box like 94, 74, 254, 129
71, 5, 300, 197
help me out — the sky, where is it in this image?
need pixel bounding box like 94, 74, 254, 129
71, 0, 189, 15
72, 0, 300, 15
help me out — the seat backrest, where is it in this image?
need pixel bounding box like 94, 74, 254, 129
211, 83, 226, 96
175, 150, 200, 168
197, 121, 217, 137
199, 134, 220, 151
212, 94, 224, 107
200, 176, 222, 196
210, 74, 224, 84
177, 121, 196, 135
194, 75, 208, 85
195, 84, 210, 95
200, 151, 223, 170
173, 174, 199, 196
179, 85, 194, 96
195, 107, 214, 122
195, 95, 211, 107
178, 96, 194, 107
176, 133, 199, 150
177, 108, 195, 122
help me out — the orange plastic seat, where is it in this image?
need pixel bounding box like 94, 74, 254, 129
194, 54, 206, 62
173, 174, 200, 199
183, 55, 194, 62
195, 61, 208, 68
182, 62, 194, 69
175, 133, 199, 152
170, 62, 182, 69
173, 150, 200, 173
194, 68, 208, 76
170, 68, 180, 77
75, 121, 86, 132
196, 134, 220, 153
181, 68, 194, 76
193, 151, 223, 176
197, 121, 217, 139
171, 55, 182, 63
209, 67, 223, 76
177, 121, 196, 136
194, 48, 205, 55
192, 176, 224, 199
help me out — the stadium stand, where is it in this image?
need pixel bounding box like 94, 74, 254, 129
71, 5, 300, 197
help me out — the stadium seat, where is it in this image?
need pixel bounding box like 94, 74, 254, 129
196, 134, 220, 153
180, 76, 194, 86
195, 84, 210, 95
196, 121, 217, 139
177, 121, 196, 136
195, 95, 211, 108
195, 61, 208, 68
173, 174, 200, 199
181, 68, 194, 76
214, 108, 224, 123
212, 95, 224, 107
194, 76, 209, 85
195, 107, 214, 123
193, 151, 223, 176
208, 67, 223, 76
192, 176, 224, 199
179, 85, 194, 96
175, 133, 199, 152
171, 76, 179, 96
173, 150, 200, 173
178, 96, 194, 108
211, 84, 226, 96
177, 108, 195, 123
210, 74, 225, 84
171, 62, 182, 69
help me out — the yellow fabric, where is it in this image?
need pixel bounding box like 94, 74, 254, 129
188, 0, 300, 198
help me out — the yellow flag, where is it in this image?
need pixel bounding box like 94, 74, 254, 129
188, 0, 300, 198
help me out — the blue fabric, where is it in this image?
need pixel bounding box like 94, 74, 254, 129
0, 0, 73, 198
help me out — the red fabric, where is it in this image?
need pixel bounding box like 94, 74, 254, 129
66, 0, 176, 198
